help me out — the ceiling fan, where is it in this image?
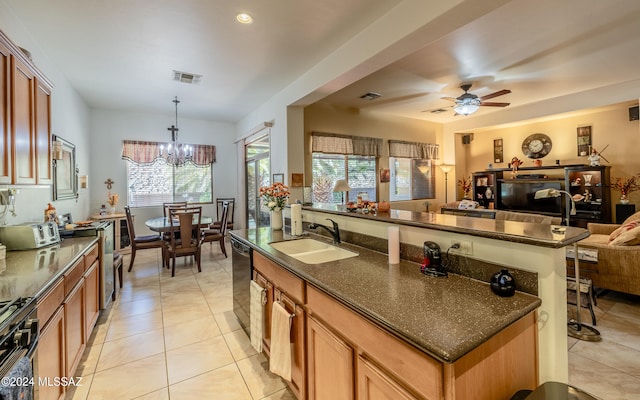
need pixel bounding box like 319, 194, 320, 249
424, 83, 511, 116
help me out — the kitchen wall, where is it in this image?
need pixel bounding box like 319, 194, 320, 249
304, 103, 443, 211
462, 101, 640, 215
89, 109, 238, 235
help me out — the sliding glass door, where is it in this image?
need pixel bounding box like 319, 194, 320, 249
245, 134, 270, 229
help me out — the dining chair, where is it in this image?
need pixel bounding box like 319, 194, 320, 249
201, 201, 229, 257
163, 201, 188, 217
211, 198, 234, 231
124, 206, 165, 272
165, 206, 203, 277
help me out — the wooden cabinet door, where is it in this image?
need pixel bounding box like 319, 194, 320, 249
0, 41, 10, 184
64, 279, 86, 377
35, 79, 52, 184
279, 292, 306, 400
254, 272, 273, 355
37, 306, 66, 400
84, 260, 100, 337
307, 315, 354, 400
357, 356, 419, 400
10, 56, 36, 184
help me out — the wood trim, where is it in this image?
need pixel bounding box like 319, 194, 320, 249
37, 278, 64, 330
254, 252, 305, 303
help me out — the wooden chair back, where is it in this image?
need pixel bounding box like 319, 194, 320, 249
124, 206, 137, 238
168, 206, 202, 251
216, 198, 235, 229
163, 201, 188, 217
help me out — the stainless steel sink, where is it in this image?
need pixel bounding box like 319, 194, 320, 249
269, 238, 358, 264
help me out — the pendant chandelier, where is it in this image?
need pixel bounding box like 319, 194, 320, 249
159, 96, 192, 167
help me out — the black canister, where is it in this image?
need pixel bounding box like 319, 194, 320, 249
490, 268, 516, 297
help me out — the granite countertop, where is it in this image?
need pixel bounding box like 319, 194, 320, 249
305, 204, 590, 248
0, 237, 98, 302
230, 228, 541, 363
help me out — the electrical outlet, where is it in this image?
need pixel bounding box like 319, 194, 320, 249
450, 239, 473, 255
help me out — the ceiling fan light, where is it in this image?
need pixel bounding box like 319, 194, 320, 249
454, 103, 480, 115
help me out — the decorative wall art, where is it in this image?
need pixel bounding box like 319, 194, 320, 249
577, 126, 592, 156
493, 139, 504, 163
272, 173, 284, 184
52, 135, 78, 200
291, 173, 304, 187
380, 168, 390, 183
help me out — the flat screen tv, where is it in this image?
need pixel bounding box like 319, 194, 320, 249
499, 179, 563, 215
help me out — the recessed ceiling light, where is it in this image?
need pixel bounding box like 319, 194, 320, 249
236, 13, 253, 24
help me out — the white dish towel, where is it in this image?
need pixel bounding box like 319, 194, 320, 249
250, 280, 266, 353
269, 300, 293, 381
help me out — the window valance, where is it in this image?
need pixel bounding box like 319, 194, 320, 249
388, 140, 439, 159
121, 140, 216, 166
311, 132, 382, 157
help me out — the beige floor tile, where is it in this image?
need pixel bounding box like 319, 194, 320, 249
163, 314, 222, 350
223, 329, 258, 361
117, 286, 161, 303
215, 310, 242, 334
236, 353, 287, 399
594, 313, 640, 352
65, 373, 93, 400
105, 310, 164, 342
569, 352, 640, 400
75, 343, 103, 377
87, 317, 110, 345
570, 337, 640, 376
132, 388, 170, 400
96, 328, 165, 371
260, 387, 297, 400
166, 335, 235, 384
168, 363, 252, 400
87, 354, 168, 400
206, 294, 234, 313
111, 295, 162, 320
162, 302, 214, 327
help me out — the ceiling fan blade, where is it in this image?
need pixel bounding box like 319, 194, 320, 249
480, 89, 511, 101
441, 96, 456, 103
479, 101, 510, 107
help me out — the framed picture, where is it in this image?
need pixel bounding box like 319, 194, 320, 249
380, 168, 390, 183
493, 139, 503, 163
272, 173, 284, 184
53, 135, 78, 200
577, 126, 592, 156
291, 173, 304, 187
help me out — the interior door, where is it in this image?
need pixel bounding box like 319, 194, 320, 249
245, 134, 270, 229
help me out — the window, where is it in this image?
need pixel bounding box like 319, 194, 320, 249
312, 153, 377, 203
389, 157, 434, 201
126, 159, 213, 207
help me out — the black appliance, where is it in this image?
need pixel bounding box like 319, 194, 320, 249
0, 297, 38, 400
421, 241, 447, 277
231, 237, 252, 336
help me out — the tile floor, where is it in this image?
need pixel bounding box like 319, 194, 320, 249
65, 242, 640, 400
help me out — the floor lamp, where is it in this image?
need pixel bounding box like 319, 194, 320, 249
439, 164, 453, 204
534, 188, 601, 341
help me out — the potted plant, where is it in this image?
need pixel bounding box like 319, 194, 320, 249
259, 182, 290, 230
457, 176, 472, 199
608, 176, 639, 204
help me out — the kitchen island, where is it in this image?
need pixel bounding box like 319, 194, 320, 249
232, 227, 542, 399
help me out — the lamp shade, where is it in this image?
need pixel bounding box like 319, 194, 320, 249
333, 179, 351, 192
438, 164, 454, 174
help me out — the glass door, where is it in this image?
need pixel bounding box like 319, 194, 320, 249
245, 134, 271, 229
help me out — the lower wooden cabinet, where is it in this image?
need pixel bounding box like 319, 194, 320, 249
37, 306, 65, 400
84, 260, 100, 337
357, 356, 418, 400
307, 315, 354, 400
64, 278, 85, 377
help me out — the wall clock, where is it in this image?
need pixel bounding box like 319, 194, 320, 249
522, 133, 552, 159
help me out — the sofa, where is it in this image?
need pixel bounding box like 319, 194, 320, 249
440, 202, 562, 224
569, 211, 640, 296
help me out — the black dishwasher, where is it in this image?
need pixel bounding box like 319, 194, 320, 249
231, 236, 252, 336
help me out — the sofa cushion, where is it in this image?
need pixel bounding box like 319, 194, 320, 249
622, 210, 640, 226
608, 220, 640, 243
609, 224, 640, 246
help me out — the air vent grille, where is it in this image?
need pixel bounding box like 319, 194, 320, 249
360, 92, 382, 100
173, 70, 202, 84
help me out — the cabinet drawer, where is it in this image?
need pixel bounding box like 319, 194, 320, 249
64, 258, 84, 297
84, 243, 99, 271
37, 278, 64, 330
253, 252, 305, 303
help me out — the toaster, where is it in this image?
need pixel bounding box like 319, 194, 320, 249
0, 222, 61, 250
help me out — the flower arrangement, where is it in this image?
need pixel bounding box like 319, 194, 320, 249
608, 176, 639, 198
458, 176, 472, 198
107, 192, 119, 207
259, 182, 290, 211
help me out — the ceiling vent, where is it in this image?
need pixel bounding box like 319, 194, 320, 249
430, 108, 448, 114
360, 92, 382, 100
173, 70, 202, 84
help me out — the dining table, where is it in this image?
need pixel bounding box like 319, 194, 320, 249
144, 216, 214, 233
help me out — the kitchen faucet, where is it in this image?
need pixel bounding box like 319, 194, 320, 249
308, 218, 341, 244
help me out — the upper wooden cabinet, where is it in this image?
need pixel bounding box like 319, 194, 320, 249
0, 29, 53, 186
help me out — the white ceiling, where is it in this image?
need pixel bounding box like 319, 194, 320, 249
4, 0, 640, 124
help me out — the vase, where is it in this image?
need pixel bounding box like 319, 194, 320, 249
270, 209, 283, 230
490, 268, 516, 297
620, 196, 630, 205
110, 206, 116, 214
